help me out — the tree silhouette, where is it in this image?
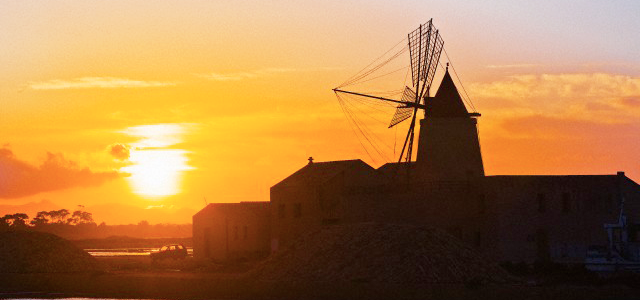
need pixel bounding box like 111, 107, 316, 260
68, 210, 93, 225
49, 209, 70, 224
30, 211, 51, 227
0, 215, 9, 230
1, 213, 30, 229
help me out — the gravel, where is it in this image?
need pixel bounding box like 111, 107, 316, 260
253, 223, 512, 284
0, 230, 101, 273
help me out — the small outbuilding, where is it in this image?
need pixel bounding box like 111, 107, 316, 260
192, 202, 270, 261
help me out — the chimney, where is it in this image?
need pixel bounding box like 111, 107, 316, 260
617, 171, 625, 177
308, 157, 314, 165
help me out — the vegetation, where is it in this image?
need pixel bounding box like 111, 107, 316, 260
1, 208, 191, 239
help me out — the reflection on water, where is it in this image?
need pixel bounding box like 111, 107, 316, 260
11, 298, 166, 300
85, 248, 193, 257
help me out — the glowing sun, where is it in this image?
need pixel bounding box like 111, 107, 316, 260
120, 124, 194, 198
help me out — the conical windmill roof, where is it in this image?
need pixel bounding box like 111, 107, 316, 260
425, 70, 470, 117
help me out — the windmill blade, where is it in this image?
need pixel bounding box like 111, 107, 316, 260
408, 19, 444, 98
388, 86, 416, 128
408, 20, 432, 87
400, 86, 417, 103
422, 29, 443, 94
389, 107, 412, 128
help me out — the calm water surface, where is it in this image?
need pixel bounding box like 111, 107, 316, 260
12, 298, 168, 300
85, 248, 193, 257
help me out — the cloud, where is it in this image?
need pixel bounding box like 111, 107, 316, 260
197, 68, 297, 81
29, 77, 177, 90
469, 73, 640, 123
499, 114, 638, 139
0, 146, 122, 199
483, 113, 640, 177
467, 73, 640, 178
108, 143, 130, 160
486, 64, 539, 69
471, 73, 640, 101
620, 97, 640, 108
145, 204, 175, 210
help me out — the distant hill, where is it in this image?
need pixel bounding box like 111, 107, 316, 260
0, 199, 195, 225
87, 203, 196, 225
0, 199, 61, 219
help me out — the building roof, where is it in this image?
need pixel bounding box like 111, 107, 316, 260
271, 159, 375, 189
193, 201, 269, 218
483, 173, 639, 187
376, 161, 417, 181
425, 69, 470, 118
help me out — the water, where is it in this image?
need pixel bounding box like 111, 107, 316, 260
85, 248, 193, 257
10, 298, 165, 300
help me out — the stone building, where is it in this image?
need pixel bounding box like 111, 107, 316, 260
194, 69, 640, 263
481, 174, 640, 263
192, 202, 270, 261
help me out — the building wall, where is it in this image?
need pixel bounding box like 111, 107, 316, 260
193, 202, 270, 261
196, 161, 640, 265
417, 117, 485, 179
482, 174, 640, 263
269, 169, 640, 264
269, 172, 352, 251
269, 162, 378, 251
269, 185, 323, 251
271, 171, 489, 253
342, 179, 487, 245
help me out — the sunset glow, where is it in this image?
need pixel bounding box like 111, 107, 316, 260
1, 0, 638, 224
121, 124, 194, 198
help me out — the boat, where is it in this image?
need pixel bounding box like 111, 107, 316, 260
585, 198, 640, 273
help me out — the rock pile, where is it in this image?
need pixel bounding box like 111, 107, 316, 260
254, 223, 511, 284
0, 230, 101, 273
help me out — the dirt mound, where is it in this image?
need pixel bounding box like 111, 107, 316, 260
0, 230, 101, 273
254, 223, 512, 284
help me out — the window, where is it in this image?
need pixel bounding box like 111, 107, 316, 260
477, 194, 486, 214
278, 204, 286, 219
576, 197, 582, 212
322, 218, 339, 225
474, 232, 482, 247
294, 203, 302, 218
560, 243, 569, 258
537, 193, 546, 213
243, 225, 248, 239
562, 193, 570, 214
449, 227, 462, 239
234, 226, 238, 240
526, 234, 535, 242
606, 195, 613, 214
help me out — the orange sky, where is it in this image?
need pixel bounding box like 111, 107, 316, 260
1, 0, 639, 224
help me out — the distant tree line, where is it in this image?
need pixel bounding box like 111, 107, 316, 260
1, 208, 191, 239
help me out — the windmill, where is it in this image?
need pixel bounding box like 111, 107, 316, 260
333, 19, 445, 164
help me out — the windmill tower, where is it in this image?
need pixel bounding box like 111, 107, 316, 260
334, 19, 484, 181
417, 65, 484, 180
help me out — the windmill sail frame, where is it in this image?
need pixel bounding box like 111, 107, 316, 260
333, 19, 447, 165
388, 86, 416, 128
408, 19, 444, 97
